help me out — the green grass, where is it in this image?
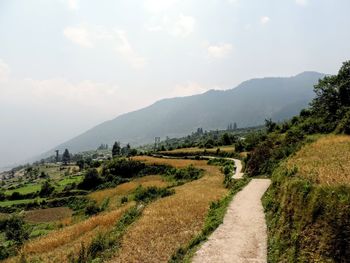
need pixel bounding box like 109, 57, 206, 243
263, 165, 350, 263
5, 184, 41, 195
55, 176, 83, 191
0, 198, 45, 207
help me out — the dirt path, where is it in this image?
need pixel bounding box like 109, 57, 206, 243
192, 178, 271, 263
231, 158, 244, 179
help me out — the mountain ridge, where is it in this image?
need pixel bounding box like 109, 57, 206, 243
50, 71, 325, 155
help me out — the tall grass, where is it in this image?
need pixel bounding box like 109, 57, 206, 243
286, 135, 350, 185
5, 204, 133, 263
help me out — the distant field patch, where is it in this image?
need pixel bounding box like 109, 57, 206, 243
5, 184, 41, 195
24, 207, 72, 223
0, 198, 45, 207
159, 145, 235, 155
133, 156, 208, 169
286, 135, 350, 185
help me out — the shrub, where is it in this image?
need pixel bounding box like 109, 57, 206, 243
102, 158, 145, 179
120, 196, 128, 204
336, 109, 350, 134
85, 202, 101, 216
5, 216, 29, 244
79, 168, 102, 190
39, 181, 55, 197
134, 186, 174, 203
167, 165, 202, 181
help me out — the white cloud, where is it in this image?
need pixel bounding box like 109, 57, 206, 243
171, 14, 196, 38
63, 25, 145, 69
170, 82, 207, 97
207, 43, 233, 59
260, 16, 270, 24
296, 0, 308, 6
0, 59, 10, 82
144, 0, 179, 14
63, 26, 94, 48
115, 31, 147, 69
67, 0, 79, 10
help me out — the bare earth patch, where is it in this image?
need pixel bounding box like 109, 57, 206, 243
24, 207, 72, 223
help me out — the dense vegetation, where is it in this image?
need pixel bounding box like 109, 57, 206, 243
242, 61, 350, 262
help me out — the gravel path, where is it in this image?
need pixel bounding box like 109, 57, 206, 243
231, 158, 244, 179
192, 178, 271, 263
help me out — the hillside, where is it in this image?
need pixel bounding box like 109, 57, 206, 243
263, 135, 350, 262
53, 72, 325, 154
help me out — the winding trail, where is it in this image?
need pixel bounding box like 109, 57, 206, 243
193, 158, 271, 263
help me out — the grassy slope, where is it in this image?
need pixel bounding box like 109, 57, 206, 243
4, 175, 170, 263
109, 157, 228, 263
263, 135, 350, 263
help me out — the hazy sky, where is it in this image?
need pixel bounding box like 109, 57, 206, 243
1, 0, 350, 167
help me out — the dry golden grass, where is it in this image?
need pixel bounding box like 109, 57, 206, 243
132, 156, 208, 169
24, 207, 72, 223
5, 204, 133, 263
159, 145, 235, 155
110, 159, 228, 263
286, 135, 350, 185
88, 175, 169, 206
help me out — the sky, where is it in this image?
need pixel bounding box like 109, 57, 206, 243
0, 0, 350, 167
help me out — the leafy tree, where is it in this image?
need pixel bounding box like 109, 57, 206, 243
0, 191, 5, 201
62, 149, 71, 165
265, 119, 277, 133
79, 168, 102, 190
221, 133, 232, 145
5, 216, 29, 244
39, 181, 55, 197
311, 61, 350, 122
112, 141, 121, 157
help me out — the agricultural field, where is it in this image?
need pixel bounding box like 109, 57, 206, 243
89, 175, 169, 207
1, 155, 230, 263
286, 135, 350, 185
111, 157, 228, 262
159, 145, 235, 156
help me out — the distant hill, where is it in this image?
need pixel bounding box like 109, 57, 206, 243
53, 71, 325, 153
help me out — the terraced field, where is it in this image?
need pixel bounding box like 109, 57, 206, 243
110, 157, 228, 262
286, 135, 350, 185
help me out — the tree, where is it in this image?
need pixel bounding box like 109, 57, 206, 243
265, 119, 277, 133
62, 149, 71, 165
79, 168, 101, 190
39, 181, 55, 197
311, 61, 350, 122
221, 133, 232, 145
112, 141, 121, 157
5, 216, 29, 244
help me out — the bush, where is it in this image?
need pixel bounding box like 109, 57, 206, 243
336, 109, 350, 134
5, 216, 29, 244
134, 186, 174, 203
120, 196, 128, 204
79, 168, 102, 190
167, 165, 202, 181
39, 181, 55, 197
85, 203, 101, 216
102, 158, 145, 179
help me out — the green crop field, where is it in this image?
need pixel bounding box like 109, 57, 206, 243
5, 184, 41, 195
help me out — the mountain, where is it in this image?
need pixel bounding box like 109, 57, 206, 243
53, 72, 325, 153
